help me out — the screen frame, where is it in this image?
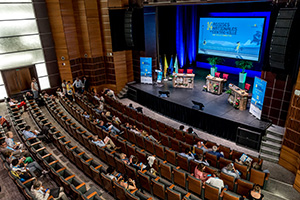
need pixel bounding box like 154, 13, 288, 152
197, 16, 267, 62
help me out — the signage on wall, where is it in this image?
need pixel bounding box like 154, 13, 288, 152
140, 57, 153, 84
249, 77, 267, 120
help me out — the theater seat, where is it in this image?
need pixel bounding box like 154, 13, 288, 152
236, 178, 254, 197
137, 171, 152, 195
151, 179, 166, 199
249, 168, 269, 189
165, 148, 177, 166
167, 187, 182, 200
204, 183, 220, 200
187, 175, 202, 196
222, 190, 242, 200
173, 168, 187, 189
114, 181, 127, 200
220, 172, 236, 191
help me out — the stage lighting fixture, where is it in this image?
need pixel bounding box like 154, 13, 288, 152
159, 90, 170, 98
192, 100, 204, 110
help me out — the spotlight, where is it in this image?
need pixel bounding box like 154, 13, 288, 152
159, 90, 170, 98
192, 100, 204, 110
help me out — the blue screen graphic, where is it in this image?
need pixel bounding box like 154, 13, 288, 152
198, 17, 265, 61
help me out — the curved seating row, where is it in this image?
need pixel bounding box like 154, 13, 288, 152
22, 97, 103, 200
40, 96, 155, 200
58, 93, 257, 200
2, 101, 58, 200
72, 93, 269, 189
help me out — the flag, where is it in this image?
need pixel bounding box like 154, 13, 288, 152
169, 55, 174, 74
159, 55, 162, 71
174, 54, 178, 74
164, 54, 168, 78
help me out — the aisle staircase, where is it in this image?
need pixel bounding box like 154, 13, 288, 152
117, 85, 129, 99
260, 125, 285, 163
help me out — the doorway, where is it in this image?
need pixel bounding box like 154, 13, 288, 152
2, 66, 37, 97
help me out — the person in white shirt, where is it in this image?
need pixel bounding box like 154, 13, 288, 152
61, 80, 67, 95
205, 171, 225, 194
72, 77, 83, 94
31, 180, 68, 200
5, 131, 23, 150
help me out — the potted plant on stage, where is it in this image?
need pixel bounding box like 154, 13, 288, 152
235, 60, 253, 83
207, 57, 224, 77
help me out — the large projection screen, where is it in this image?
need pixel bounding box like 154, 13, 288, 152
198, 17, 265, 61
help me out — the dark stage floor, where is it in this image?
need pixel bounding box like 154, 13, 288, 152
130, 68, 270, 131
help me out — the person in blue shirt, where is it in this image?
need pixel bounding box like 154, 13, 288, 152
22, 125, 46, 141
179, 148, 195, 160
98, 120, 120, 135
208, 146, 224, 159
82, 111, 90, 119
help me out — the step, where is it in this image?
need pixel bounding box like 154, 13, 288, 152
263, 133, 283, 144
260, 152, 279, 163
261, 140, 282, 150
266, 124, 285, 138
261, 145, 281, 157
121, 88, 128, 93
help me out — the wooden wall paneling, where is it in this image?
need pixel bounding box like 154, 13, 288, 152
73, 0, 91, 57
46, 0, 73, 82
114, 51, 128, 92
294, 170, 300, 193
279, 145, 300, 174
126, 50, 134, 83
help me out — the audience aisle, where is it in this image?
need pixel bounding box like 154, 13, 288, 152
118, 98, 300, 200
36, 107, 114, 200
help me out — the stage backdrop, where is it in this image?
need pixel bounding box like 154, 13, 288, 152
140, 57, 153, 84
249, 77, 267, 119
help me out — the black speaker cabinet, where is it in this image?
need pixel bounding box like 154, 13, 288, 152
236, 127, 261, 151
269, 8, 300, 72
124, 10, 134, 47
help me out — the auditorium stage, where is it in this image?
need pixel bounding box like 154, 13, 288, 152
127, 68, 271, 151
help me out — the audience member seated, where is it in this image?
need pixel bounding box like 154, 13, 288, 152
187, 127, 196, 136
195, 154, 210, 166
120, 153, 130, 165
0, 140, 29, 157
5, 131, 23, 150
104, 111, 113, 120
57, 88, 64, 97
31, 180, 68, 200
194, 141, 211, 154
128, 103, 136, 110
7, 98, 26, 110
221, 163, 241, 179
25, 92, 34, 100
124, 123, 132, 130
208, 145, 224, 159
11, 167, 32, 182
82, 111, 90, 119
130, 156, 147, 171
205, 171, 225, 194
249, 184, 264, 200
11, 158, 48, 177
91, 135, 120, 151
179, 148, 195, 160
102, 88, 116, 99
94, 102, 104, 114
0, 116, 10, 128
179, 125, 185, 131
112, 116, 121, 125
22, 125, 47, 141
106, 166, 119, 180
117, 174, 137, 192
98, 120, 121, 135
194, 163, 211, 182
235, 153, 253, 171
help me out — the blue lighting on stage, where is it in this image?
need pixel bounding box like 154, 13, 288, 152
176, 6, 185, 68
176, 6, 197, 68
